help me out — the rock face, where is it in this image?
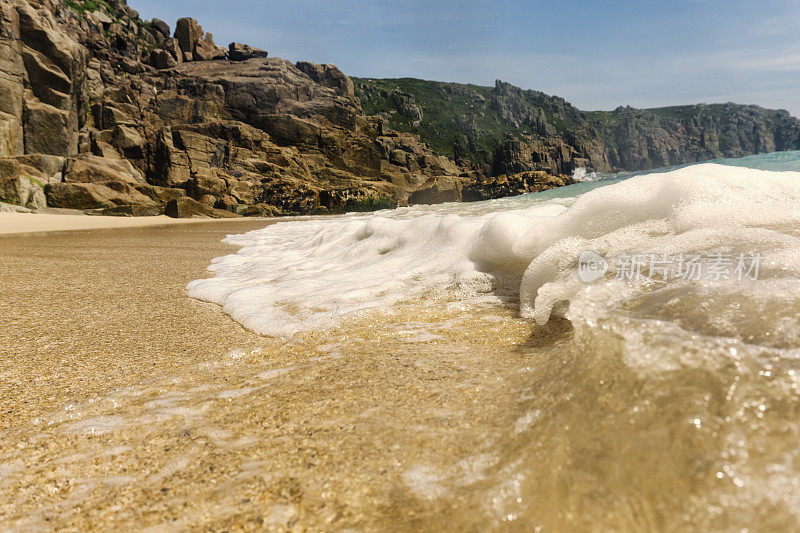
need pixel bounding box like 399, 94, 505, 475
596, 104, 800, 171
0, 0, 87, 159
0, 0, 474, 216
462, 171, 574, 202
356, 78, 800, 175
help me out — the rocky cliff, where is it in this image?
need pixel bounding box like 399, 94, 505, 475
356, 78, 800, 176
0, 0, 499, 217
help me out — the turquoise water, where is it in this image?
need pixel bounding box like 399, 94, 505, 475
712, 149, 800, 171
522, 149, 800, 202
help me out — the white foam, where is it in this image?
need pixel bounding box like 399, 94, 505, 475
187, 204, 555, 336
517, 165, 800, 323
188, 163, 800, 343
572, 167, 601, 182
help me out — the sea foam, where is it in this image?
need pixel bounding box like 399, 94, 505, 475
188, 162, 800, 338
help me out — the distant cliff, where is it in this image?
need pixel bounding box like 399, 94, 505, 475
355, 78, 800, 176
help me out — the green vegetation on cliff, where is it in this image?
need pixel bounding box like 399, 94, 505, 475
354, 78, 519, 163
63, 0, 117, 15
355, 77, 800, 175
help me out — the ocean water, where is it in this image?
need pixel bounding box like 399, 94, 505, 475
188, 151, 800, 528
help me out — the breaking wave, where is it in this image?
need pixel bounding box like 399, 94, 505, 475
188, 155, 800, 348
186, 150, 800, 526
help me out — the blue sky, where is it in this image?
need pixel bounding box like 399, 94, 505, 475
130, 0, 800, 116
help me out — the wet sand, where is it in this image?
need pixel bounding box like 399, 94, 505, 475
0, 221, 559, 530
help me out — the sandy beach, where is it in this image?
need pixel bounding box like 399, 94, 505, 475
0, 212, 218, 235
0, 221, 560, 530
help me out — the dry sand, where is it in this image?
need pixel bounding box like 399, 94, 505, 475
0, 220, 558, 530
0, 212, 216, 235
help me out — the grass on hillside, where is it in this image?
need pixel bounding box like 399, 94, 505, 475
354, 77, 536, 163
63, 0, 123, 18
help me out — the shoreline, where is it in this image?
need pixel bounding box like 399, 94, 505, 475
0, 212, 277, 236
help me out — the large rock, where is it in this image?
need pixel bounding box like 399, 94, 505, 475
138, 25, 157, 46
192, 38, 215, 61
406, 177, 462, 205
149, 18, 170, 40
228, 42, 268, 61
0, 157, 46, 208
163, 38, 183, 63
112, 124, 145, 159
193, 33, 225, 61
15, 153, 65, 181
149, 49, 176, 70
295, 61, 354, 97
134, 183, 186, 204
45, 181, 155, 210
174, 17, 203, 55
91, 10, 112, 27
64, 154, 144, 184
